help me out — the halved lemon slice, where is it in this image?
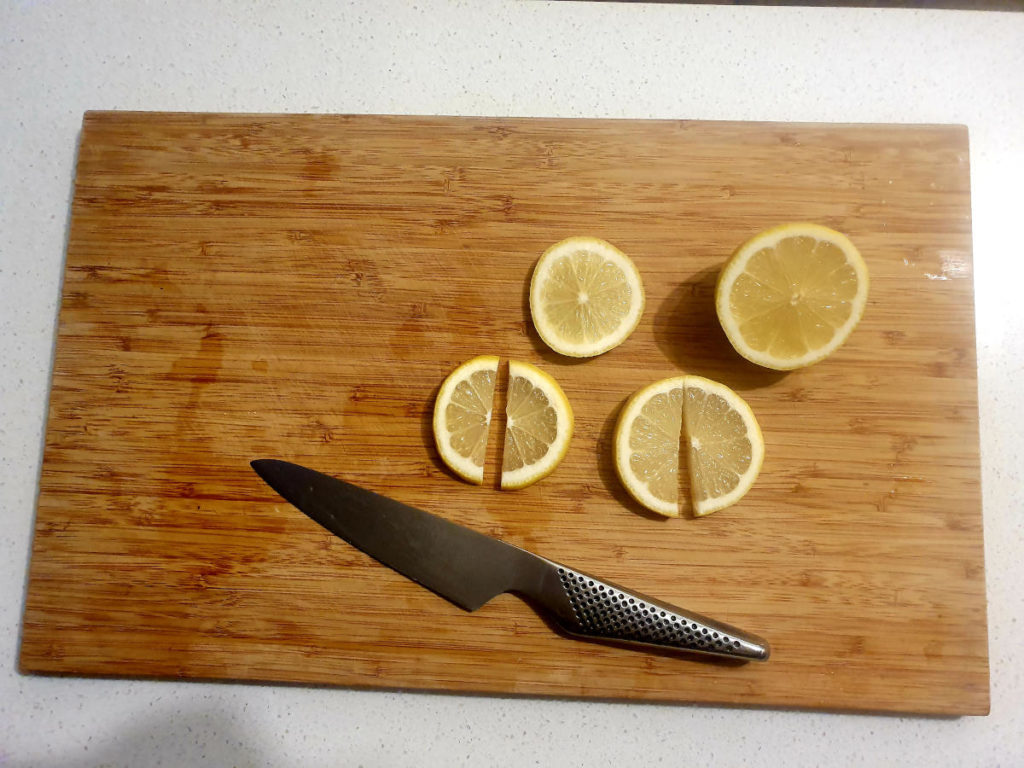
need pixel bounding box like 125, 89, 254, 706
613, 377, 685, 517
501, 360, 574, 490
433, 355, 499, 484
716, 223, 869, 370
614, 375, 764, 517
530, 236, 645, 358
682, 375, 764, 516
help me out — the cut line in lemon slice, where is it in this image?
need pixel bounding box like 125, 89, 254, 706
433, 355, 499, 484
716, 223, 869, 371
614, 375, 764, 517
501, 360, 574, 490
530, 236, 645, 358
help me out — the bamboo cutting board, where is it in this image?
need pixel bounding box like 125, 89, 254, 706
21, 112, 987, 715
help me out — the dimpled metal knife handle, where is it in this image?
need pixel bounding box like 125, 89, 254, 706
536, 561, 770, 662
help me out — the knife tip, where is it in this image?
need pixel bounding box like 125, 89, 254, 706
250, 458, 305, 487
250, 458, 281, 480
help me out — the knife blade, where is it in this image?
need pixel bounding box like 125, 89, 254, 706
251, 459, 769, 662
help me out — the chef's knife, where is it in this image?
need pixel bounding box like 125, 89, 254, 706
251, 459, 769, 662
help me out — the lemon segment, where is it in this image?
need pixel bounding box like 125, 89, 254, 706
681, 376, 764, 517
530, 236, 645, 358
613, 377, 686, 517
501, 360, 574, 490
716, 223, 869, 370
432, 355, 499, 484
614, 375, 764, 517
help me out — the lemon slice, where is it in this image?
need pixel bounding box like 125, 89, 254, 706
716, 223, 869, 370
501, 360, 574, 489
433, 355, 499, 484
614, 375, 764, 517
530, 236, 645, 358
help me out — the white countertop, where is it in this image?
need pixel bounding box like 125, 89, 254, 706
2, 1, 1022, 765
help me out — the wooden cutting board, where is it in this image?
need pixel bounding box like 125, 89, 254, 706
20, 111, 988, 715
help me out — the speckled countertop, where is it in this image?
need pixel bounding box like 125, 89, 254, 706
2, 1, 1022, 765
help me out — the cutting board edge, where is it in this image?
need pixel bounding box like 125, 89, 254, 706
78, 108, 971, 136
16, 657, 990, 717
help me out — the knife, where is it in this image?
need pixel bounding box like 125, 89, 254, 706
251, 459, 770, 662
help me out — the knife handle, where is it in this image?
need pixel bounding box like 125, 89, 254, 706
525, 560, 770, 662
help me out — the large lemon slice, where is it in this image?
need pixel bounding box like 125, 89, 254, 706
716, 223, 869, 370
530, 236, 645, 358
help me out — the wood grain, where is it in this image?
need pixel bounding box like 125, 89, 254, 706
20, 111, 987, 715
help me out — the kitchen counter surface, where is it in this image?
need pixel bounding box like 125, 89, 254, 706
1, 1, 1022, 765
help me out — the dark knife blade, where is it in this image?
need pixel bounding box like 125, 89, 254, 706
251, 458, 535, 611
251, 459, 769, 662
